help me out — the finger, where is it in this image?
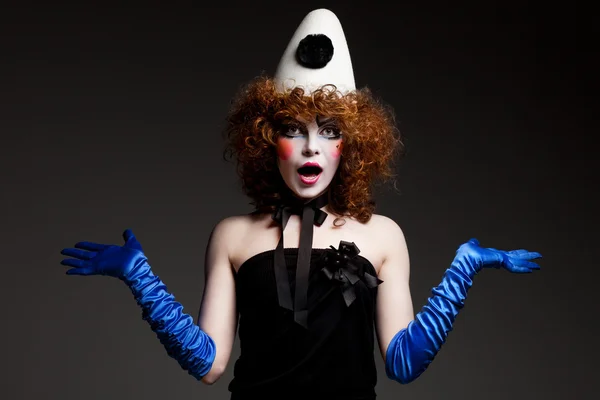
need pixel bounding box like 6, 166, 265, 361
61, 248, 97, 260
513, 259, 541, 270
468, 238, 480, 246
508, 249, 542, 260
518, 251, 542, 260
507, 266, 533, 274
66, 267, 96, 276
123, 229, 143, 251
74, 241, 108, 251
123, 229, 135, 242
60, 258, 89, 269
505, 261, 540, 273
509, 255, 540, 267
507, 249, 527, 259
523, 251, 542, 260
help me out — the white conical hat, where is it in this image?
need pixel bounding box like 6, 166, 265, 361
273, 8, 356, 94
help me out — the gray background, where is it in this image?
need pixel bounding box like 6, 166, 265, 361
1, 1, 595, 399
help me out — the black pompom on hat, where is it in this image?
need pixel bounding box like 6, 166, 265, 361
296, 34, 334, 69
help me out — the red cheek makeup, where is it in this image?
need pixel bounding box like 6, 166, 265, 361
331, 140, 343, 158
277, 137, 294, 160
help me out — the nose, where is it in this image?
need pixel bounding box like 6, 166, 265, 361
302, 131, 321, 156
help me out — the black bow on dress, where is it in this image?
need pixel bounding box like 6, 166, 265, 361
322, 240, 383, 307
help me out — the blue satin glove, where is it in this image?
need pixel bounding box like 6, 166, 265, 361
385, 238, 541, 384
61, 229, 216, 380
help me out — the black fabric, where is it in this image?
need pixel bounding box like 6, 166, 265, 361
228, 247, 381, 400
271, 193, 329, 328
296, 34, 335, 69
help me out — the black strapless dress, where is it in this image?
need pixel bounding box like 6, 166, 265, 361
228, 245, 381, 400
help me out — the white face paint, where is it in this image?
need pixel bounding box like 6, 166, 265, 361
276, 115, 344, 200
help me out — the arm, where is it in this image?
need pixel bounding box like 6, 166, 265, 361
374, 218, 542, 384
197, 218, 239, 384
60, 225, 237, 382
374, 219, 414, 362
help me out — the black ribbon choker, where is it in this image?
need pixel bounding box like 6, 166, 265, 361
271, 192, 329, 329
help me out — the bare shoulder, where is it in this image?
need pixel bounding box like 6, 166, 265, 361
208, 212, 273, 268
364, 213, 400, 228
210, 211, 261, 240
365, 213, 406, 240
363, 213, 408, 265
211, 213, 254, 237
205, 214, 247, 254
331, 213, 408, 274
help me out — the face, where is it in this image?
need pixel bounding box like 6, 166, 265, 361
276, 115, 343, 200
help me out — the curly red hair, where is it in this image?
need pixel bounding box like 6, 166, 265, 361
223, 75, 403, 223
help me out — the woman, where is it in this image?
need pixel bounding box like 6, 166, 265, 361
60, 9, 541, 400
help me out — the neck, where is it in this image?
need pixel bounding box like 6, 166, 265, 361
282, 190, 329, 208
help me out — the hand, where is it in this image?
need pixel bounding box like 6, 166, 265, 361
456, 238, 542, 273
61, 229, 146, 280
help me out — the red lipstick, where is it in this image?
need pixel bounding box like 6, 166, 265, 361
301, 162, 321, 168
297, 162, 323, 185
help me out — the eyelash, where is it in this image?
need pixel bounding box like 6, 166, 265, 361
282, 124, 342, 139
321, 127, 342, 139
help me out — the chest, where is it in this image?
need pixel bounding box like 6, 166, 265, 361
231, 215, 384, 275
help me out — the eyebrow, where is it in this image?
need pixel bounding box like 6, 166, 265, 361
316, 116, 336, 127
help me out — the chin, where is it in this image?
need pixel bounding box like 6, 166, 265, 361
290, 185, 328, 200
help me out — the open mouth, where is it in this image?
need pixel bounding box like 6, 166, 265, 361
297, 165, 323, 177
297, 165, 323, 184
